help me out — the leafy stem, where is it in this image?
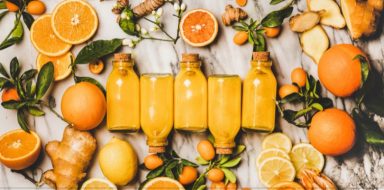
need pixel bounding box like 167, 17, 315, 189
39, 100, 71, 125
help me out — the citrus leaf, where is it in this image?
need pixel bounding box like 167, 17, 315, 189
0, 63, 10, 78
261, 6, 293, 27
221, 168, 236, 183
196, 156, 209, 165
220, 156, 241, 168
35, 62, 54, 99
147, 164, 166, 179
311, 103, 323, 111
119, 8, 137, 35
353, 109, 384, 145
0, 77, 8, 89
208, 134, 215, 144
22, 12, 34, 30
170, 150, 180, 158
192, 173, 206, 190
279, 93, 301, 103
27, 106, 45, 116
20, 69, 37, 81
1, 100, 25, 109
17, 109, 29, 132
16, 79, 25, 99
354, 55, 370, 86
165, 160, 178, 179
74, 39, 122, 65
10, 57, 20, 80
0, 11, 8, 21
234, 145, 246, 155
196, 185, 207, 190
219, 155, 230, 165
270, 0, 285, 5
181, 159, 198, 167
0, 18, 24, 50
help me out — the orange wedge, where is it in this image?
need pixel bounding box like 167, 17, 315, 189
0, 129, 41, 170
142, 177, 185, 190
51, 0, 98, 44
36, 52, 73, 81
30, 14, 72, 56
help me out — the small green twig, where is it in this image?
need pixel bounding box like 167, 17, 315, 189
39, 100, 71, 125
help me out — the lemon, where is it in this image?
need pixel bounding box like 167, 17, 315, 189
81, 178, 117, 190
289, 143, 324, 177
98, 137, 138, 186
262, 133, 292, 153
256, 148, 290, 168
258, 157, 295, 187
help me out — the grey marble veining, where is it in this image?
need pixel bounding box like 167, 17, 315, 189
0, 0, 384, 189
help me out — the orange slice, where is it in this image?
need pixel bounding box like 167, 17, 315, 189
0, 129, 41, 170
142, 177, 185, 190
30, 14, 72, 56
180, 9, 218, 47
51, 0, 98, 44
36, 52, 73, 81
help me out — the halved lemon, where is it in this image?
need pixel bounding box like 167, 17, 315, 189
289, 143, 324, 177
36, 52, 73, 81
52, 0, 98, 44
180, 9, 218, 47
256, 148, 290, 168
142, 177, 185, 190
258, 157, 295, 187
30, 14, 72, 56
262, 133, 292, 153
0, 129, 41, 170
80, 178, 117, 190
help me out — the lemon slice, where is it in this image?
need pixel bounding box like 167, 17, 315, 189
262, 133, 292, 153
289, 143, 325, 177
258, 157, 295, 187
256, 148, 290, 168
81, 178, 117, 190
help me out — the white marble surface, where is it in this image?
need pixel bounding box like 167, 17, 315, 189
0, 0, 384, 189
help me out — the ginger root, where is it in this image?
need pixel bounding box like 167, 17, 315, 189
133, 0, 165, 18
298, 168, 337, 190
307, 0, 346, 29
42, 127, 96, 190
300, 25, 329, 64
222, 5, 248, 26
341, 0, 383, 39
289, 11, 321, 32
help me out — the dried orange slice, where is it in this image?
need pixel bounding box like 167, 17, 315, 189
51, 0, 98, 44
36, 52, 73, 81
30, 14, 72, 56
142, 177, 185, 190
0, 129, 41, 170
180, 9, 218, 47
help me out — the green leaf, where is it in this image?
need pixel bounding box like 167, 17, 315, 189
181, 159, 198, 167
311, 103, 323, 111
234, 145, 246, 155
0, 11, 8, 21
261, 6, 293, 27
192, 173, 206, 190
74, 39, 122, 65
196, 185, 207, 190
165, 160, 178, 179
20, 69, 37, 81
27, 106, 45, 116
221, 168, 236, 183
0, 1, 6, 9
354, 55, 370, 87
17, 109, 29, 132
0, 77, 8, 89
48, 96, 56, 108
147, 164, 166, 179
353, 109, 384, 145
232, 25, 248, 31
170, 150, 180, 158
279, 93, 301, 103
35, 62, 54, 99
1, 100, 25, 109
253, 33, 266, 52
25, 79, 33, 97
10, 57, 20, 80
196, 156, 209, 165
119, 8, 137, 35
220, 156, 241, 168
0, 18, 24, 50
0, 63, 10, 78
219, 155, 230, 165
208, 134, 215, 144
270, 0, 285, 5
316, 98, 333, 109
22, 12, 34, 30
16, 79, 25, 99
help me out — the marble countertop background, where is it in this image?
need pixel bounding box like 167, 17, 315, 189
0, 0, 384, 189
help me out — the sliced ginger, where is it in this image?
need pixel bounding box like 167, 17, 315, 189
300, 25, 329, 64
307, 0, 346, 29
289, 11, 321, 32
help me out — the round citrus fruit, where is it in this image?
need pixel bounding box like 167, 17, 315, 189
52, 0, 98, 44
318, 44, 367, 97
308, 108, 356, 156
264, 26, 281, 38
207, 168, 225, 182
291, 68, 307, 87
0, 129, 41, 170
61, 82, 106, 130
80, 178, 117, 190
142, 177, 185, 190
262, 133, 292, 153
27, 1, 46, 15
279, 84, 299, 99
89, 60, 104, 74
30, 14, 72, 56
36, 52, 73, 81
144, 154, 163, 170
2, 87, 20, 102
256, 148, 290, 168
289, 143, 324, 177
197, 140, 215, 161
5, 1, 19, 12
258, 157, 295, 187
178, 166, 198, 185
268, 181, 305, 190
180, 9, 218, 47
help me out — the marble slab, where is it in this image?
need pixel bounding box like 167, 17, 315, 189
0, 0, 384, 189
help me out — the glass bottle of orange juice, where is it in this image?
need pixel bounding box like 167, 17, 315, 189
174, 53, 207, 132
141, 73, 173, 153
208, 75, 241, 154
106, 53, 140, 132
242, 52, 277, 132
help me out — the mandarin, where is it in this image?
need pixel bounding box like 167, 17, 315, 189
144, 154, 163, 170
178, 166, 198, 185
291, 68, 307, 87
278, 84, 299, 99
264, 26, 281, 38
2, 87, 20, 102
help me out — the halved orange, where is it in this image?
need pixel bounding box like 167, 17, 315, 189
180, 9, 218, 47
142, 177, 185, 190
51, 0, 98, 44
36, 52, 73, 81
0, 129, 41, 170
30, 14, 72, 56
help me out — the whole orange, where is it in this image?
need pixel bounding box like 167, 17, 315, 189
178, 166, 198, 185
308, 108, 356, 156
318, 44, 367, 97
2, 87, 20, 102
291, 68, 307, 87
27, 1, 46, 15
61, 82, 106, 131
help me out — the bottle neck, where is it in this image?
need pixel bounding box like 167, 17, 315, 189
113, 60, 134, 69
180, 61, 201, 70
250, 60, 272, 69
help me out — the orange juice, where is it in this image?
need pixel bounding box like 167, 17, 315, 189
107, 53, 140, 132
174, 54, 207, 132
141, 73, 173, 153
208, 75, 241, 154
242, 52, 277, 132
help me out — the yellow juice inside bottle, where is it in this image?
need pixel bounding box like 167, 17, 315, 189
208, 75, 241, 154
174, 54, 207, 132
141, 73, 173, 153
242, 52, 277, 132
107, 53, 140, 132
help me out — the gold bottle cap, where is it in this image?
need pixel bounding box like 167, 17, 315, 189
252, 51, 270, 61
114, 53, 132, 61
149, 146, 166, 153
216, 147, 233, 155
182, 53, 199, 62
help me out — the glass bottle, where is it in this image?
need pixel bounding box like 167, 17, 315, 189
107, 53, 140, 132
174, 53, 207, 132
208, 75, 241, 154
242, 52, 277, 132
141, 73, 173, 153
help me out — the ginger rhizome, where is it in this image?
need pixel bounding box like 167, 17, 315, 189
222, 5, 248, 26
133, 0, 165, 18
43, 127, 97, 190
